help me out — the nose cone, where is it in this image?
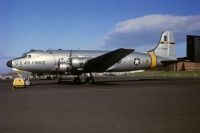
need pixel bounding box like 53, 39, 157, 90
7, 60, 12, 68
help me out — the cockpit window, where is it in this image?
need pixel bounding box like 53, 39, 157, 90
13, 53, 28, 60
28, 55, 31, 58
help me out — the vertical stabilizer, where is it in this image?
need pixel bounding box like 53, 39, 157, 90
148, 31, 176, 59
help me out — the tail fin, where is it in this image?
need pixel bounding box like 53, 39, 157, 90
148, 31, 176, 59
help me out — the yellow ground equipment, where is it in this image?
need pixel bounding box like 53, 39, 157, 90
13, 78, 25, 89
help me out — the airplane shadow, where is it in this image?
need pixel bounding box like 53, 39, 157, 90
30, 78, 175, 87
31, 81, 118, 86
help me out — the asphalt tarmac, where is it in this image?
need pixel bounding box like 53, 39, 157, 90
0, 76, 200, 133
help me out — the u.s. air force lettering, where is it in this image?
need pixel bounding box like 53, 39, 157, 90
14, 61, 45, 65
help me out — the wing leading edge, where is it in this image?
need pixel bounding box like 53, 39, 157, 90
84, 48, 134, 72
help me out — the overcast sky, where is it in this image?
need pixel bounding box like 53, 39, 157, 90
0, 0, 200, 73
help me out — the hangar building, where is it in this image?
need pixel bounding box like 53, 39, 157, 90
164, 35, 200, 71
187, 35, 200, 62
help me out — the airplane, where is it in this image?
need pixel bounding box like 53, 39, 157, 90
7, 31, 178, 84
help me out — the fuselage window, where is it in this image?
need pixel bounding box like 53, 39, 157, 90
28, 55, 31, 58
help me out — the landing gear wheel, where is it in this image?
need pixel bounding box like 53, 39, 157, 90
25, 79, 31, 86
47, 76, 51, 80
85, 77, 95, 84
73, 77, 81, 85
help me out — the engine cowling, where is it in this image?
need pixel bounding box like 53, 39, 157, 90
71, 57, 87, 70
58, 57, 87, 74
58, 62, 70, 73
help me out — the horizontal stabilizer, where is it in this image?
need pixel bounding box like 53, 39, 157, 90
161, 60, 178, 66
161, 57, 187, 66
84, 48, 134, 72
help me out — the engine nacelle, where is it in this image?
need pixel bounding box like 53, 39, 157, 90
57, 57, 88, 75
58, 62, 70, 73
71, 57, 87, 69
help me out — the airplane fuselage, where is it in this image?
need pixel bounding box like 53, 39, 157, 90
8, 49, 168, 75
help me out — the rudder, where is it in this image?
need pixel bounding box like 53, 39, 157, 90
148, 31, 176, 59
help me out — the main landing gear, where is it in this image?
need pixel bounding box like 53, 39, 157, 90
73, 73, 95, 85
84, 73, 95, 84
57, 73, 95, 85
73, 76, 81, 84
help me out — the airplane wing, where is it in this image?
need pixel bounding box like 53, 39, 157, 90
84, 48, 134, 72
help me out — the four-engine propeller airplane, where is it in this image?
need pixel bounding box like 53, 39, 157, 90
7, 31, 177, 84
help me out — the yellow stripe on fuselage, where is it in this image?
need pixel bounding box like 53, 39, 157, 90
149, 54, 157, 68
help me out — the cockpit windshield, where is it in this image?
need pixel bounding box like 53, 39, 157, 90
21, 53, 27, 58
13, 53, 28, 60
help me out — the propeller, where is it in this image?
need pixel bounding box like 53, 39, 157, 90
56, 50, 73, 77
68, 50, 72, 74
56, 59, 60, 79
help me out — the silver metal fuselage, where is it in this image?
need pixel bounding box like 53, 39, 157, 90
9, 50, 167, 74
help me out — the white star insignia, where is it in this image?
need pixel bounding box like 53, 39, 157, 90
134, 58, 140, 65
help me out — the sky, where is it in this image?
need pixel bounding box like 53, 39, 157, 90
0, 0, 200, 73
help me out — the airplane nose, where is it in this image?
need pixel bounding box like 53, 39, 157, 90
7, 60, 12, 68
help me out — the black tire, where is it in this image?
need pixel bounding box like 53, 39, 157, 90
47, 76, 51, 80
73, 77, 81, 85
85, 77, 95, 84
